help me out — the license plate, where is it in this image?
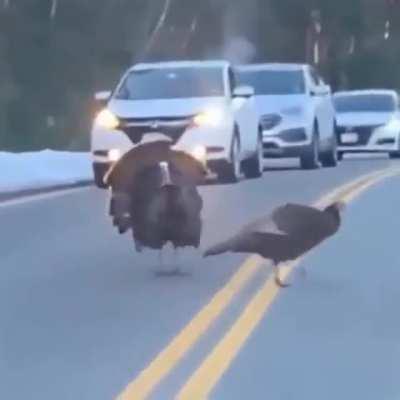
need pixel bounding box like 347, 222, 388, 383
141, 132, 172, 143
341, 132, 358, 144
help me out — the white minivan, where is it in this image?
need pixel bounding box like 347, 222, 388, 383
91, 60, 263, 187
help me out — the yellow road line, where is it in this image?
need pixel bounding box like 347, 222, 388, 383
115, 167, 400, 400
116, 255, 262, 400
340, 169, 400, 204
176, 263, 295, 400
176, 168, 400, 399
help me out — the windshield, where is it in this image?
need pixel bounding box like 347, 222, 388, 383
115, 67, 225, 100
334, 94, 396, 113
237, 70, 305, 95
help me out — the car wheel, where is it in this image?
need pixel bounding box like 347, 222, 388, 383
337, 151, 344, 161
93, 162, 109, 189
242, 130, 263, 179
300, 125, 320, 170
218, 131, 241, 183
389, 139, 400, 158
320, 131, 338, 168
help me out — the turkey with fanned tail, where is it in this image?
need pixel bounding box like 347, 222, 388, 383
104, 140, 206, 264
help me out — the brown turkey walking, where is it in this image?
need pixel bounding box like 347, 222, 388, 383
204, 202, 344, 287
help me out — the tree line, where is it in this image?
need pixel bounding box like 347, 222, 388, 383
0, 0, 399, 151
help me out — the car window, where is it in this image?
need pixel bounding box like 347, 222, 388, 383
237, 70, 305, 95
334, 94, 396, 113
115, 67, 225, 100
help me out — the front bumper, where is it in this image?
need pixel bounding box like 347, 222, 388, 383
261, 125, 311, 158
91, 125, 232, 165
262, 143, 312, 158
337, 125, 398, 153
338, 145, 397, 153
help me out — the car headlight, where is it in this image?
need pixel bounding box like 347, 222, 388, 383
261, 113, 282, 130
108, 149, 122, 162
95, 109, 119, 129
382, 119, 400, 131
193, 108, 224, 127
190, 145, 207, 163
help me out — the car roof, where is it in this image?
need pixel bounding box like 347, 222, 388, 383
130, 60, 229, 71
236, 63, 307, 72
334, 89, 397, 98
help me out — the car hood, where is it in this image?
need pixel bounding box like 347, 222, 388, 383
253, 94, 309, 115
108, 97, 227, 118
336, 112, 394, 127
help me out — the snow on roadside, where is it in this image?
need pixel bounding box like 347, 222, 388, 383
0, 150, 93, 193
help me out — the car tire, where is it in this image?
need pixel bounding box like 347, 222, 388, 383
300, 124, 320, 170
337, 151, 344, 161
93, 162, 110, 189
242, 130, 263, 179
217, 130, 241, 183
389, 140, 400, 158
320, 131, 338, 168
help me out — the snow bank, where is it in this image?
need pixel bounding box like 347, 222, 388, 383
0, 150, 93, 193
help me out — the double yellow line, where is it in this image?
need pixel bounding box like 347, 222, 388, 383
117, 167, 400, 400
116, 255, 263, 399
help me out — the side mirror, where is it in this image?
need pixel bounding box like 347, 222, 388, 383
233, 85, 255, 98
322, 84, 331, 95
95, 91, 112, 102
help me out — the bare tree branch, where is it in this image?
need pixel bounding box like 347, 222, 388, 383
50, 0, 58, 20
143, 0, 173, 56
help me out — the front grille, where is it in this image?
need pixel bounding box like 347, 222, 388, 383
263, 143, 279, 150
278, 128, 307, 142
93, 150, 108, 157
118, 116, 193, 144
337, 125, 382, 146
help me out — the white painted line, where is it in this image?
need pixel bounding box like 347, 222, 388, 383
0, 186, 91, 208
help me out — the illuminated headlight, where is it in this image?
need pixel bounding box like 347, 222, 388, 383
108, 149, 122, 162
95, 109, 119, 130
193, 109, 224, 127
382, 119, 400, 131
190, 145, 207, 163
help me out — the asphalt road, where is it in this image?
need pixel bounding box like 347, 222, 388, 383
1, 156, 399, 400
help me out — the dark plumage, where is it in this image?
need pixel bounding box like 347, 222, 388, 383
204, 202, 344, 287
105, 141, 206, 253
